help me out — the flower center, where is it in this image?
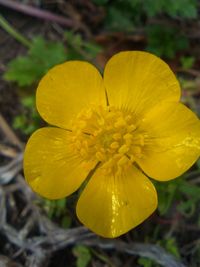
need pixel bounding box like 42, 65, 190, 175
70, 106, 144, 175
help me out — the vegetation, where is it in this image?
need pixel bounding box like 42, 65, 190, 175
0, 0, 200, 266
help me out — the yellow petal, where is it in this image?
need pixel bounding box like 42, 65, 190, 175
137, 102, 200, 181
23, 127, 97, 199
76, 165, 157, 238
104, 51, 180, 118
37, 61, 106, 129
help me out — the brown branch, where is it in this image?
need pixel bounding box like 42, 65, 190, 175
0, 156, 188, 267
176, 68, 200, 77
0, 0, 73, 27
0, 143, 18, 158
0, 152, 23, 184
80, 239, 187, 267
0, 113, 23, 149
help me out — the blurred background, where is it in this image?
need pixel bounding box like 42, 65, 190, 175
0, 0, 200, 266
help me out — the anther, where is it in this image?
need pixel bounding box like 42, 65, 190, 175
125, 139, 132, 146
113, 133, 121, 140
95, 151, 106, 161
123, 133, 133, 140
118, 155, 128, 166
114, 118, 126, 128
127, 124, 136, 132
81, 161, 94, 170
132, 134, 144, 146
110, 142, 119, 149
118, 144, 129, 154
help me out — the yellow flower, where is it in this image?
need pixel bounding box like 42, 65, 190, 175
24, 51, 200, 238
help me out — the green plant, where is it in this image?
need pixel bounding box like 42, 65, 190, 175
177, 179, 200, 217
4, 36, 67, 86
65, 31, 102, 60
138, 257, 159, 267
180, 56, 195, 69
159, 238, 180, 259
156, 173, 200, 218
13, 95, 40, 135
93, 0, 198, 32
73, 245, 92, 267
4, 34, 102, 87
146, 25, 189, 59
43, 198, 71, 228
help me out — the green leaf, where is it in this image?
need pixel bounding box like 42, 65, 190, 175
73, 245, 92, 267
179, 181, 200, 197
156, 179, 180, 215
65, 31, 102, 60
61, 216, 72, 228
95, 0, 198, 32
21, 95, 35, 107
4, 36, 67, 86
12, 95, 40, 135
138, 257, 155, 267
105, 6, 135, 31
163, 0, 197, 18
178, 200, 196, 217
146, 25, 189, 59
180, 56, 195, 69
163, 238, 180, 259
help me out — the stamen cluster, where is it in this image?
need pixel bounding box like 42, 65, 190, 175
71, 106, 145, 175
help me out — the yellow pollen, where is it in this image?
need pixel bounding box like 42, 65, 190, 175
132, 134, 144, 146
110, 142, 120, 149
70, 106, 145, 174
96, 151, 106, 161
112, 133, 121, 140
118, 155, 128, 166
128, 124, 137, 132
123, 133, 133, 140
114, 118, 127, 128
118, 144, 129, 154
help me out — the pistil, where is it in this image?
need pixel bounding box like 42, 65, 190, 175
70, 106, 145, 174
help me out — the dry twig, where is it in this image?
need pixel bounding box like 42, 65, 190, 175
0, 167, 187, 267
0, 0, 73, 27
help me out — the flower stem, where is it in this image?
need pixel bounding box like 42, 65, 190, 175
0, 14, 31, 47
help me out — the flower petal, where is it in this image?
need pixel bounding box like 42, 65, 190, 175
37, 61, 106, 129
76, 165, 157, 238
23, 127, 97, 199
137, 102, 200, 181
104, 51, 180, 117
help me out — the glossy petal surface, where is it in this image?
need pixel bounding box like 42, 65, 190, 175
37, 61, 106, 129
24, 127, 97, 199
104, 51, 180, 119
76, 165, 157, 238
137, 102, 200, 180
